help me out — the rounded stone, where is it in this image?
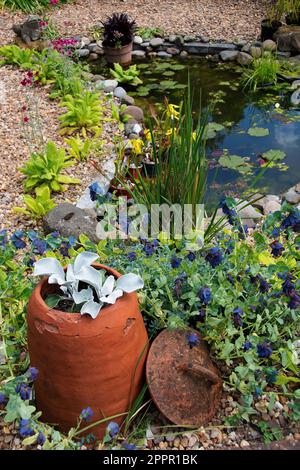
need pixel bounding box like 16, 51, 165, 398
180, 50, 188, 57
167, 47, 180, 55
122, 105, 144, 122
133, 35, 143, 45
123, 94, 135, 105
132, 50, 146, 58
250, 46, 262, 58
291, 89, 300, 106
220, 50, 238, 62
157, 51, 172, 58
150, 37, 164, 48
77, 48, 90, 58
114, 86, 127, 100
237, 51, 253, 65
88, 53, 98, 61
262, 39, 277, 52
103, 79, 118, 91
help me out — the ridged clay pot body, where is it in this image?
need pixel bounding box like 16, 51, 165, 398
27, 263, 148, 438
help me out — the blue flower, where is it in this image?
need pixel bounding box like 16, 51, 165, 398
27, 257, 36, 267
49, 231, 59, 238
37, 432, 46, 445
186, 332, 200, 349
187, 252, 196, 261
288, 291, 300, 309
122, 441, 136, 450
198, 286, 211, 305
243, 340, 252, 351
271, 227, 281, 238
89, 182, 103, 201
0, 392, 7, 405
227, 274, 234, 285
254, 387, 262, 398
107, 421, 119, 438
152, 239, 159, 247
19, 419, 34, 438
257, 342, 273, 358
205, 247, 223, 268
143, 242, 154, 256
27, 367, 38, 382
270, 241, 284, 257
68, 236, 77, 246
80, 407, 94, 422
32, 238, 47, 255
28, 230, 38, 241
128, 251, 136, 261
265, 368, 278, 384
171, 256, 181, 269
15, 382, 31, 400
0, 229, 8, 249
259, 277, 270, 293
199, 308, 206, 322
220, 197, 238, 225
282, 277, 295, 295
232, 307, 244, 327
11, 230, 26, 249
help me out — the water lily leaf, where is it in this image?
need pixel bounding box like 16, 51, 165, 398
162, 70, 175, 76
136, 86, 150, 96
168, 64, 185, 70
219, 154, 251, 173
206, 122, 225, 139
248, 127, 269, 137
262, 149, 286, 161
159, 80, 178, 89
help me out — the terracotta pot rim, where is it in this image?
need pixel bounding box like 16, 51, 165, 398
103, 42, 133, 52
33, 262, 131, 322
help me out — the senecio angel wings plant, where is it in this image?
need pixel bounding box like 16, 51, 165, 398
33, 252, 144, 318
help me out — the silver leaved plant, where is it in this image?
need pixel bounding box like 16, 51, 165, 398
33, 251, 144, 319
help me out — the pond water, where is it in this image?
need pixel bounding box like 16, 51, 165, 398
93, 58, 300, 206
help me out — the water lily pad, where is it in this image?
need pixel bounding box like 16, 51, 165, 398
136, 86, 151, 96
205, 122, 225, 139
162, 70, 175, 76
248, 127, 270, 137
261, 149, 286, 161
219, 154, 251, 173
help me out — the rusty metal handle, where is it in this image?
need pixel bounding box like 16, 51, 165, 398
178, 362, 221, 385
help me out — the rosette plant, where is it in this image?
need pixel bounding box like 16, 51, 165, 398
33, 251, 144, 318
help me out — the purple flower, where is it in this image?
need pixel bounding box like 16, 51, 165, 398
282, 277, 295, 295
15, 382, 31, 400
232, 307, 244, 327
0, 229, 8, 249
89, 182, 103, 201
143, 242, 154, 256
186, 332, 200, 349
80, 407, 94, 422
257, 342, 273, 358
288, 291, 300, 309
220, 197, 238, 225
271, 227, 281, 238
187, 252, 196, 261
0, 392, 7, 405
11, 230, 26, 249
122, 441, 136, 450
270, 241, 284, 257
19, 419, 34, 438
205, 247, 223, 268
265, 368, 278, 384
243, 340, 252, 351
27, 367, 38, 382
37, 432, 46, 445
171, 256, 181, 269
199, 308, 206, 322
107, 421, 119, 438
49, 231, 60, 238
128, 251, 136, 261
32, 238, 47, 255
198, 286, 211, 305
227, 273, 234, 285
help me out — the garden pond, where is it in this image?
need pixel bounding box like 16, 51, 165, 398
93, 58, 300, 206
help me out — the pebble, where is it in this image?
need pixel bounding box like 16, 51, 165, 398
228, 431, 237, 440
133, 36, 143, 45
77, 48, 90, 58
240, 439, 250, 448
113, 87, 127, 100
150, 37, 164, 47
132, 50, 146, 58
157, 51, 172, 58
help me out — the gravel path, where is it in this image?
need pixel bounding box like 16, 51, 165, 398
0, 66, 120, 233
0, 0, 266, 47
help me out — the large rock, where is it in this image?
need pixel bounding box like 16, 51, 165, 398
237, 51, 253, 65
262, 39, 277, 52
284, 183, 300, 204
291, 89, 300, 106
12, 16, 42, 44
43, 203, 99, 242
274, 26, 300, 53
235, 199, 263, 227
150, 37, 164, 48
250, 46, 262, 58
121, 105, 144, 123
220, 50, 238, 61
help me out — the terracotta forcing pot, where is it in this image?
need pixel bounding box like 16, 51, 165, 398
104, 42, 133, 66
27, 263, 149, 439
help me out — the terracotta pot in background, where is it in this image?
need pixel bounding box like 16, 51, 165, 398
104, 42, 133, 66
27, 263, 148, 439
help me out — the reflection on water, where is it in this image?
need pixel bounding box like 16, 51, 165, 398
92, 58, 300, 204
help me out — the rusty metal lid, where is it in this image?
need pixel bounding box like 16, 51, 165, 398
146, 329, 222, 426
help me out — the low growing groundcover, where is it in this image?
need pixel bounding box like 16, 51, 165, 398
0, 203, 299, 449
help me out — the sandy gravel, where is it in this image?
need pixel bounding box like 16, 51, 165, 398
0, 65, 119, 233
0, 0, 266, 47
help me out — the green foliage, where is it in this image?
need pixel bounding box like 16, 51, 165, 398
14, 186, 56, 218
242, 55, 281, 91
0, 45, 35, 68
20, 140, 80, 192
58, 91, 103, 136
137, 27, 164, 39
110, 63, 142, 86
1, 0, 69, 13
64, 135, 94, 161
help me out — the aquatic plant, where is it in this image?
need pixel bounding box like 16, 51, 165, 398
242, 54, 281, 91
